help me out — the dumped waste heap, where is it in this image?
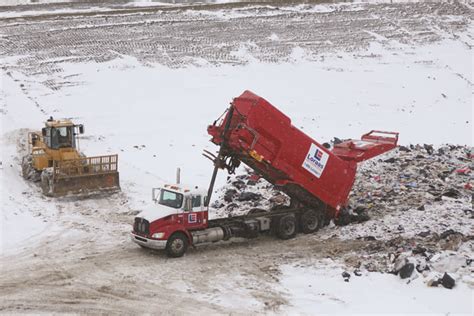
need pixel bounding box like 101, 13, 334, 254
212, 143, 473, 288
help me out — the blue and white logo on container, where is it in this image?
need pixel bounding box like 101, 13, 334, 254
302, 143, 329, 178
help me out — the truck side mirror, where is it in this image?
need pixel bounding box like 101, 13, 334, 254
79, 125, 84, 134
184, 197, 193, 212
152, 188, 160, 201
42, 128, 47, 136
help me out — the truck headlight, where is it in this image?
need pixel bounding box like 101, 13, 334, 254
152, 232, 165, 239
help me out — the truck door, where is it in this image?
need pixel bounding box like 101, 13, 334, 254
183, 195, 207, 230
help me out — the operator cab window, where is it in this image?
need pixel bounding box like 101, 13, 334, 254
44, 128, 52, 148
50, 126, 73, 149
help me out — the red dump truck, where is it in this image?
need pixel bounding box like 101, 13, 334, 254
131, 91, 398, 257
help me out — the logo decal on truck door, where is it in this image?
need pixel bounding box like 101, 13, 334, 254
188, 213, 197, 223
302, 143, 329, 178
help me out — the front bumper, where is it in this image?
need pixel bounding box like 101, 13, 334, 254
131, 232, 167, 250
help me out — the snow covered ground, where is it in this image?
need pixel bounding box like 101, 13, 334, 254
279, 262, 473, 314
0, 0, 473, 314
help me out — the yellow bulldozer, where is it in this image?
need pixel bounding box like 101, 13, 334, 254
22, 117, 120, 197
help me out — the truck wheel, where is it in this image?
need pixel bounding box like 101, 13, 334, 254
276, 215, 297, 240
166, 233, 188, 258
300, 209, 320, 234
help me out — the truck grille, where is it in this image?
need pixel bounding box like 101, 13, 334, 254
134, 217, 150, 235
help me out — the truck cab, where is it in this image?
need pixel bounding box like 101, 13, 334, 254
131, 184, 209, 257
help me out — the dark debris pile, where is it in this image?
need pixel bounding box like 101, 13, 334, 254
211, 144, 473, 288
351, 144, 473, 220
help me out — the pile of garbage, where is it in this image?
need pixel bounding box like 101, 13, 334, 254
350, 144, 472, 220
212, 143, 473, 288
212, 144, 472, 222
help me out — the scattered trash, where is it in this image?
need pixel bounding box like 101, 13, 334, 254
232, 180, 246, 190
412, 245, 427, 256
416, 262, 430, 273
440, 188, 461, 199
393, 256, 408, 274
238, 192, 262, 202
247, 174, 260, 186
333, 137, 343, 145
440, 229, 461, 240
356, 236, 377, 241
418, 231, 430, 238
335, 208, 370, 226
269, 193, 288, 206
439, 272, 455, 289
423, 144, 434, 155
399, 263, 415, 279
455, 167, 470, 175
427, 278, 439, 287
342, 271, 351, 282
224, 189, 237, 202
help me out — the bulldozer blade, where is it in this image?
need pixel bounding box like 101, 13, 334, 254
41, 154, 121, 197
42, 172, 120, 197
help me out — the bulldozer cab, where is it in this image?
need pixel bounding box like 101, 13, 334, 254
42, 119, 84, 150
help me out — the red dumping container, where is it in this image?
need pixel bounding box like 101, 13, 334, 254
208, 90, 398, 218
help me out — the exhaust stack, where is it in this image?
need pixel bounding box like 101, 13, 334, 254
176, 168, 181, 184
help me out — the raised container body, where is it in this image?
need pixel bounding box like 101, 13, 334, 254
208, 90, 398, 218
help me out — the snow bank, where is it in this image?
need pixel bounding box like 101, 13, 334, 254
279, 263, 473, 314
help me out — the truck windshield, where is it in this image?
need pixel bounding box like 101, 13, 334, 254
159, 189, 183, 209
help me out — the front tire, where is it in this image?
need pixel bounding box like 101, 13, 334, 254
166, 233, 188, 258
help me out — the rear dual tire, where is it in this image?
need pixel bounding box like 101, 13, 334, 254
300, 209, 321, 234
276, 215, 297, 240
276, 209, 322, 240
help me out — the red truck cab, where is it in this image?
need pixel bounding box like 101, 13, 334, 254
131, 184, 208, 257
